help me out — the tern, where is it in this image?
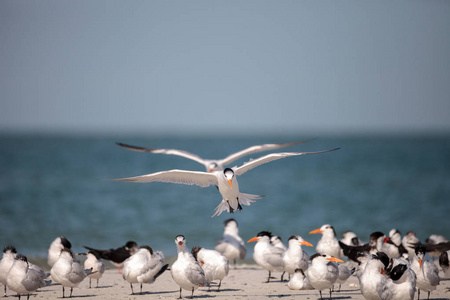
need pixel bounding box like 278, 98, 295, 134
359, 252, 390, 300
383, 259, 416, 300
247, 231, 285, 282
425, 234, 448, 260
116, 140, 310, 172
76, 251, 105, 288
113, 148, 339, 217
171, 235, 208, 299
282, 235, 312, 279
214, 218, 246, 268
47, 236, 73, 268
83, 241, 138, 273
310, 224, 342, 258
307, 253, 343, 300
439, 250, 450, 278
0, 246, 17, 296
402, 231, 420, 259
288, 268, 314, 290
335, 264, 354, 292
191, 246, 229, 291
271, 236, 287, 251
121, 245, 168, 295
50, 248, 92, 298
6, 254, 51, 300
410, 245, 440, 300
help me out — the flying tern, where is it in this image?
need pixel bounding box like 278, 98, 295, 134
112, 148, 340, 217
117, 140, 311, 172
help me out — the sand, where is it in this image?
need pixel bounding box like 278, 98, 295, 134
6, 263, 450, 300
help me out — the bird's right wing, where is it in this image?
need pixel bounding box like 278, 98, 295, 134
234, 148, 340, 176
111, 169, 218, 188
116, 142, 207, 165
219, 139, 312, 166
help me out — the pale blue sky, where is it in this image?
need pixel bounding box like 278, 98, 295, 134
1, 1, 450, 135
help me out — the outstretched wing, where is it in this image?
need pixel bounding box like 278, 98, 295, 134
234, 148, 340, 176
219, 139, 312, 166
116, 142, 207, 165
111, 169, 219, 187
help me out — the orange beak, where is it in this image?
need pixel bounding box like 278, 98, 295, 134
381, 268, 386, 275
247, 237, 259, 243
300, 240, 313, 247
228, 179, 232, 188
419, 259, 422, 269
327, 257, 344, 263
208, 168, 213, 172
310, 228, 323, 234
200, 261, 204, 266
178, 242, 183, 249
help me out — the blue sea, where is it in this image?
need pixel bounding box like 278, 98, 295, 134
1, 134, 449, 262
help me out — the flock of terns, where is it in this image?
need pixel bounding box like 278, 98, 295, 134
1, 140, 449, 299
0, 221, 449, 300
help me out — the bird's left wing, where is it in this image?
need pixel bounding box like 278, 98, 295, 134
219, 140, 311, 166
111, 169, 218, 187
234, 148, 340, 176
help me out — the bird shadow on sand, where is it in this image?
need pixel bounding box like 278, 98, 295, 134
133, 290, 179, 296
205, 288, 241, 292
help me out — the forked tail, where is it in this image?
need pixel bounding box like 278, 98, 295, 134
212, 193, 264, 217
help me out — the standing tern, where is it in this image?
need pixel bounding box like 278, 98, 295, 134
271, 236, 287, 251
439, 250, 450, 278
383, 259, 416, 300
83, 241, 138, 273
6, 254, 51, 300
282, 235, 312, 279
214, 219, 246, 268
306, 253, 343, 300
171, 235, 208, 299
288, 268, 314, 291
359, 252, 390, 300
410, 245, 440, 300
121, 245, 168, 295
0, 246, 17, 296
247, 231, 285, 282
50, 248, 92, 298
47, 236, 73, 268
310, 224, 342, 258
191, 246, 229, 291
76, 251, 105, 288
112, 148, 340, 217
117, 140, 311, 172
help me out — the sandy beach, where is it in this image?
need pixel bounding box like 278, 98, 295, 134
7, 262, 450, 300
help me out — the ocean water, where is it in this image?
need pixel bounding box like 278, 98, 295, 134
1, 134, 449, 262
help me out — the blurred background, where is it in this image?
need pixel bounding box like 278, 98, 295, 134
1, 1, 449, 263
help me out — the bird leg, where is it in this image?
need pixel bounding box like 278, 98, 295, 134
191, 287, 195, 299
140, 283, 143, 294
329, 288, 332, 300
227, 201, 234, 213
237, 198, 242, 211
130, 283, 134, 295
62, 286, 65, 298
178, 287, 182, 299
89, 278, 92, 288
4, 284, 6, 297
427, 291, 430, 300
217, 280, 222, 292
265, 271, 271, 283
97, 278, 99, 288
70, 287, 73, 298
319, 290, 323, 300
280, 271, 286, 282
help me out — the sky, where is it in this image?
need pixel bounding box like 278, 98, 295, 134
1, 1, 450, 136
